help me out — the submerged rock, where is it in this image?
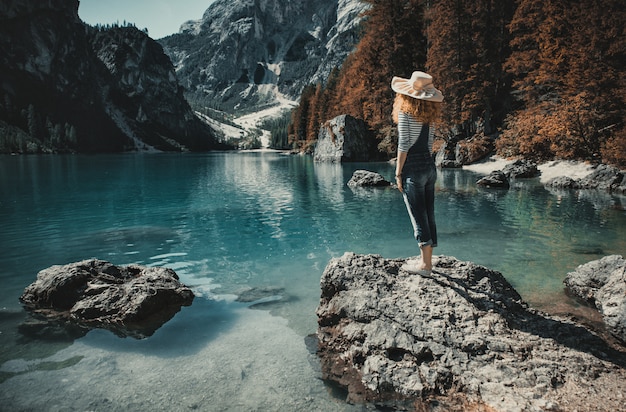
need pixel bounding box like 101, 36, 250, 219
20, 259, 194, 338
564, 255, 626, 343
235, 286, 285, 303
316, 252, 626, 411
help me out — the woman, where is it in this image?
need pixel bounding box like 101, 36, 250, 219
391, 71, 443, 275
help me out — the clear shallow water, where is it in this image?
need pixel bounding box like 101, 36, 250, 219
0, 152, 625, 410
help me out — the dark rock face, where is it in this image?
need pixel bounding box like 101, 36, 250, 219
564, 255, 626, 343
88, 28, 222, 152
316, 252, 626, 411
347, 170, 391, 188
313, 115, 377, 162
20, 259, 194, 338
0, 0, 222, 153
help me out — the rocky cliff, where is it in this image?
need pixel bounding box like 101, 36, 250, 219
159, 0, 369, 114
0, 0, 223, 153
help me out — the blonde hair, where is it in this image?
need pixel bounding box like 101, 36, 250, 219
392, 93, 442, 124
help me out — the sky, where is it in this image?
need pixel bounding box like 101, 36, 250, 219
78, 0, 215, 39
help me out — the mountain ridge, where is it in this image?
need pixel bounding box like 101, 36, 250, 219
0, 0, 224, 153
159, 0, 369, 115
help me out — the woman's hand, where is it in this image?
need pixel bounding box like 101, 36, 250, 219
395, 175, 403, 192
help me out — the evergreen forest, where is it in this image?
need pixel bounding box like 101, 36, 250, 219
286, 0, 626, 167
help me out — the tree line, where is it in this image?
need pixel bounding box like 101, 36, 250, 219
286, 0, 625, 167
92, 21, 150, 36
0, 99, 77, 153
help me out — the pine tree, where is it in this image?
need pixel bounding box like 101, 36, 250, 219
289, 84, 316, 150
306, 84, 323, 145
426, 0, 515, 138
27, 104, 42, 140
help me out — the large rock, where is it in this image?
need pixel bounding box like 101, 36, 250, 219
564, 255, 626, 343
20, 259, 194, 338
476, 170, 510, 188
346, 170, 391, 188
502, 159, 539, 179
577, 164, 624, 192
316, 252, 626, 411
545, 176, 580, 189
435, 136, 462, 168
313, 115, 377, 162
545, 164, 625, 194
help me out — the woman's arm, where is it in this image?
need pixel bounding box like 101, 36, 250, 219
395, 111, 412, 192
395, 151, 407, 192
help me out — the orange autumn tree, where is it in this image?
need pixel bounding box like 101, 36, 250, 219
500, 0, 626, 165
288, 84, 317, 152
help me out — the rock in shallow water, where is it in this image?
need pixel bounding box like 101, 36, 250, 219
564, 255, 626, 343
20, 259, 194, 338
476, 170, 510, 188
347, 170, 391, 188
502, 159, 539, 179
316, 252, 626, 411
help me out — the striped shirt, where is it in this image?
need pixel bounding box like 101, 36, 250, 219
397, 111, 434, 153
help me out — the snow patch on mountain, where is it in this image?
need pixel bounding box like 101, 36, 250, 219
160, 0, 369, 114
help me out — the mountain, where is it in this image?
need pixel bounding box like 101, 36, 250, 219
0, 0, 225, 153
159, 0, 369, 115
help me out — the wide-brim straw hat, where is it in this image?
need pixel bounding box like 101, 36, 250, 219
391, 71, 444, 102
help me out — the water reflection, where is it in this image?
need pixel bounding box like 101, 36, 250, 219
434, 166, 625, 312
313, 161, 346, 208
1, 153, 625, 339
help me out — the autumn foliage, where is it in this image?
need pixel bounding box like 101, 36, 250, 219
288, 0, 626, 167
498, 0, 626, 166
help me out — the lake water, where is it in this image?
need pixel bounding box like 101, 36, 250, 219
1, 152, 625, 411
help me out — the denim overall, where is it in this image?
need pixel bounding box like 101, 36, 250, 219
401, 124, 438, 247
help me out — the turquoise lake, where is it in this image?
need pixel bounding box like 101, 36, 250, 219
1, 152, 625, 411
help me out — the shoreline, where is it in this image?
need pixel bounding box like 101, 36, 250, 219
462, 156, 597, 183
